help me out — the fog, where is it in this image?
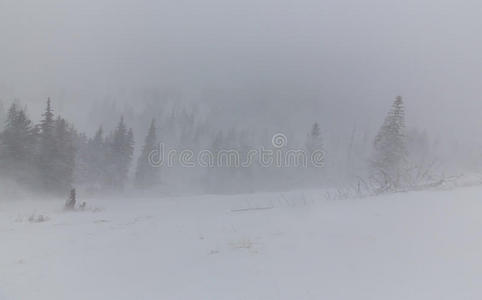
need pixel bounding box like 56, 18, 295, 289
1, 0, 481, 130
1, 0, 482, 195
4, 2, 482, 299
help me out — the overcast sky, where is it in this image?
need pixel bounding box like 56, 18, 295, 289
1, 0, 481, 142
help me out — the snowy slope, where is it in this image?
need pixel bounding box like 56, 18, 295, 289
2, 187, 482, 300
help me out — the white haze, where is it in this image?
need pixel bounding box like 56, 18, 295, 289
4, 2, 482, 300
1, 0, 481, 143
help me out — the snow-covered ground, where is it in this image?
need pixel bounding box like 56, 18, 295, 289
2, 187, 482, 300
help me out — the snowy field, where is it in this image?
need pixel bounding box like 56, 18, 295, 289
2, 187, 482, 300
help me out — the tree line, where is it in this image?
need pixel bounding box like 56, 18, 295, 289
0, 99, 147, 194
0, 96, 435, 196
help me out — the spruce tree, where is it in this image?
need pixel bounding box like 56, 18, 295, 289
37, 98, 58, 191
1, 104, 22, 160
371, 96, 408, 190
135, 119, 159, 188
52, 117, 76, 192
88, 126, 107, 187
41, 98, 55, 136
35, 98, 77, 193
0, 104, 36, 183
106, 117, 134, 189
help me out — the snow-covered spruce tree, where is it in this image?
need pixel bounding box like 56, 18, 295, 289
37, 98, 58, 191
75, 126, 104, 189
371, 96, 408, 192
33, 99, 78, 193
0, 103, 37, 184
87, 126, 108, 188
52, 117, 76, 192
1, 104, 32, 162
105, 117, 134, 190
73, 125, 113, 192
135, 119, 160, 188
